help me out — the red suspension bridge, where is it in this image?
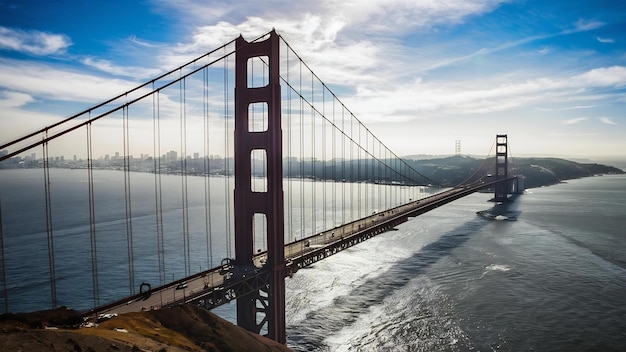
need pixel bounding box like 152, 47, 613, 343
0, 30, 521, 343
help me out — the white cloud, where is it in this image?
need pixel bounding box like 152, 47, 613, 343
153, 0, 507, 78
0, 90, 34, 109
337, 65, 626, 123
82, 57, 163, 79
535, 105, 596, 112
596, 37, 615, 44
318, 0, 505, 34
128, 35, 164, 48
599, 117, 615, 125
562, 117, 587, 125
0, 58, 137, 103
573, 19, 604, 32
0, 90, 69, 141
573, 66, 626, 87
0, 26, 72, 55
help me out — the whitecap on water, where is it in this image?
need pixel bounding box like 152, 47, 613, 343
324, 276, 471, 351
479, 264, 512, 279
485, 263, 511, 272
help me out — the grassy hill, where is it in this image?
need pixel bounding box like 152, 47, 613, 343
0, 305, 293, 352
407, 155, 624, 188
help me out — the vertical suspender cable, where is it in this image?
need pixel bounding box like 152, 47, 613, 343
0, 192, 9, 313
332, 97, 336, 227
322, 86, 327, 230
393, 157, 397, 205
377, 138, 380, 209
224, 51, 232, 259
123, 105, 135, 294
153, 89, 165, 285
394, 157, 398, 206
86, 122, 99, 306
310, 70, 315, 236
341, 107, 345, 225
287, 48, 294, 244
384, 148, 388, 209
389, 153, 393, 207
364, 129, 371, 215
350, 112, 354, 221
299, 59, 304, 242
372, 137, 376, 212
203, 67, 213, 271
42, 134, 57, 309
180, 75, 190, 277
357, 122, 361, 219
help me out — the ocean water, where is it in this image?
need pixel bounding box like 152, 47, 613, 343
285, 174, 626, 351
1, 169, 625, 351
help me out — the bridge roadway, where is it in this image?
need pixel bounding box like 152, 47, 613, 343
87, 177, 515, 320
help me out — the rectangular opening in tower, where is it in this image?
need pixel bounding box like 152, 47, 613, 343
253, 212, 268, 256
249, 102, 268, 132
251, 149, 268, 192
247, 56, 269, 88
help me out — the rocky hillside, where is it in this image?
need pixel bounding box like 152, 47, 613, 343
0, 305, 292, 352
407, 155, 624, 188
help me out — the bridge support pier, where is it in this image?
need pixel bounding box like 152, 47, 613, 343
233, 30, 286, 343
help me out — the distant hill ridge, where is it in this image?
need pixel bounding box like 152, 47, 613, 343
406, 155, 624, 189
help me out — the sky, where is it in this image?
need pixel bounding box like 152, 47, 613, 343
1, 0, 625, 161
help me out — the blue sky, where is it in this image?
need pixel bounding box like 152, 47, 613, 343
1, 0, 625, 160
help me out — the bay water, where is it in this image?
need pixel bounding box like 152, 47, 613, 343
1, 169, 625, 351
285, 174, 626, 351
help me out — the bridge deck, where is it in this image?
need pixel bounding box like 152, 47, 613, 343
87, 177, 515, 319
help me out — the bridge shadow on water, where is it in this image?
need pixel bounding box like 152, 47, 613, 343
287, 199, 521, 350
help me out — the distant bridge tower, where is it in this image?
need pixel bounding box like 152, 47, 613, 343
494, 134, 509, 202
234, 30, 286, 343
455, 140, 461, 155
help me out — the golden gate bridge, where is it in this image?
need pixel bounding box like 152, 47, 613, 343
0, 30, 521, 343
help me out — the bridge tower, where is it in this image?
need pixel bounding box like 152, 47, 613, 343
494, 134, 509, 202
234, 30, 286, 343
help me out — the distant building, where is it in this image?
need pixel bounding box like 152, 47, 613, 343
167, 151, 178, 160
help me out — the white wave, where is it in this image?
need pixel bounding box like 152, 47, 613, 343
324, 276, 470, 351
481, 264, 511, 279
285, 233, 414, 325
